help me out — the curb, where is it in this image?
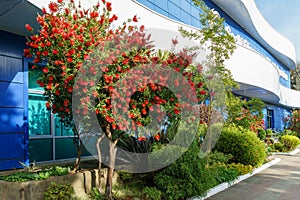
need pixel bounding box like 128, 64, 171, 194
272, 148, 300, 156
190, 157, 281, 200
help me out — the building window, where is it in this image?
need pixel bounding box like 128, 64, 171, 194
266, 109, 274, 129
28, 64, 77, 162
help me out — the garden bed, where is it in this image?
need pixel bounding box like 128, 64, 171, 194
0, 167, 116, 200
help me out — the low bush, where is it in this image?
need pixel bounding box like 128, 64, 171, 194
154, 141, 240, 200
213, 125, 266, 167
44, 182, 74, 200
279, 135, 300, 152
143, 187, 162, 200
257, 128, 266, 141
274, 142, 284, 152
0, 166, 70, 182
227, 163, 253, 175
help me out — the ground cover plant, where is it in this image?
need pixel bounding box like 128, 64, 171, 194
0, 166, 70, 182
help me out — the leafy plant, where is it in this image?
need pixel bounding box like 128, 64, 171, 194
214, 124, 266, 167
227, 163, 253, 175
143, 187, 162, 200
44, 182, 74, 200
279, 135, 300, 152
0, 166, 69, 182
154, 141, 219, 200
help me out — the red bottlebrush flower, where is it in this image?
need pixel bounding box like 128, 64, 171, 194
200, 90, 206, 95
65, 8, 69, 15
140, 25, 145, 32
23, 48, 31, 57
42, 68, 49, 73
122, 58, 129, 65
172, 38, 178, 45
57, 0, 63, 3
106, 2, 112, 11
154, 134, 160, 141
52, 49, 59, 55
67, 86, 73, 93
174, 108, 180, 115
109, 14, 118, 23
138, 136, 147, 141
67, 57, 73, 63
141, 109, 147, 115
25, 24, 33, 32
49, 2, 59, 13
133, 15, 138, 22
64, 99, 69, 107
46, 102, 51, 110
42, 7, 47, 14
112, 124, 117, 130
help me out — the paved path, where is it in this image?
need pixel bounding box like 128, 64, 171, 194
207, 151, 300, 200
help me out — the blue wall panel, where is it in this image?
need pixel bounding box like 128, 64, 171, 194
0, 108, 24, 133
0, 56, 23, 83
0, 30, 28, 170
0, 133, 25, 160
0, 82, 24, 108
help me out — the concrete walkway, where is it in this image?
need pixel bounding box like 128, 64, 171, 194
207, 151, 300, 200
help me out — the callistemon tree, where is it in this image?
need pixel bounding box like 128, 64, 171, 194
25, 0, 209, 198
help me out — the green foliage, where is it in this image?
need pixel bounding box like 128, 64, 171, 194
266, 129, 273, 137
291, 62, 300, 91
279, 135, 300, 152
143, 187, 162, 200
209, 164, 239, 185
44, 182, 74, 200
207, 151, 233, 164
153, 141, 241, 199
0, 166, 70, 182
227, 163, 253, 175
154, 141, 216, 200
226, 93, 265, 133
274, 142, 284, 152
214, 125, 266, 167
257, 128, 266, 141
89, 188, 106, 200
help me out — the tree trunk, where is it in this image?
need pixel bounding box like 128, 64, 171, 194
104, 124, 117, 199
96, 134, 105, 187
71, 134, 82, 173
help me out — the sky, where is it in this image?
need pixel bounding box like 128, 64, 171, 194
254, 0, 300, 62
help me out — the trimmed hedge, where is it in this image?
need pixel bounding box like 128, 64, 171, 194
279, 135, 300, 152
214, 125, 266, 167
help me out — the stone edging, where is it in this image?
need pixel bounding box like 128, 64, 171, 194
189, 157, 281, 200
272, 148, 300, 156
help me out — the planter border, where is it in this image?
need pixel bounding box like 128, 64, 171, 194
272, 148, 300, 156
190, 157, 281, 200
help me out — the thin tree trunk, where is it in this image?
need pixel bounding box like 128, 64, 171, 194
104, 124, 118, 199
71, 131, 82, 173
96, 134, 105, 187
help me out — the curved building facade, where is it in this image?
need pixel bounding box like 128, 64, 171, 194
0, 0, 299, 169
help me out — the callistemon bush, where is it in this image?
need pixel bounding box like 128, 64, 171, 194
24, 0, 137, 125
25, 0, 208, 137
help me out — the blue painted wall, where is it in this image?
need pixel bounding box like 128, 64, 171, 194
0, 30, 28, 170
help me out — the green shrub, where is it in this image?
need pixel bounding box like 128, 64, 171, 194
274, 142, 284, 152
154, 141, 219, 200
143, 187, 161, 200
0, 166, 70, 182
209, 164, 239, 184
214, 125, 266, 167
257, 128, 266, 141
283, 129, 297, 136
227, 163, 253, 175
44, 182, 74, 200
279, 135, 300, 151
266, 129, 273, 137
